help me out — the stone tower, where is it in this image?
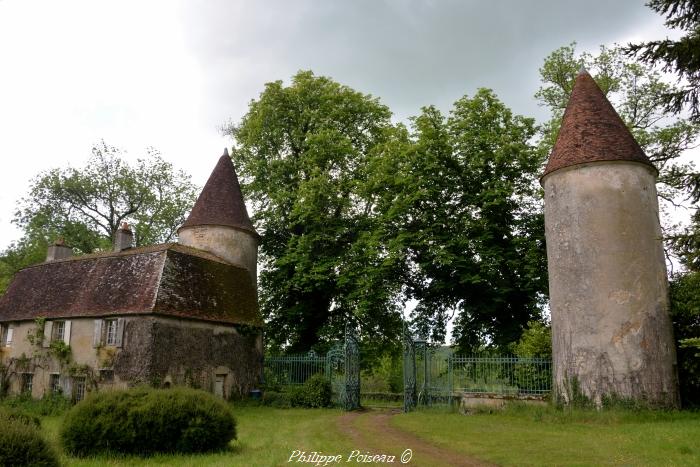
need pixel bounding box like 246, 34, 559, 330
178, 149, 259, 285
542, 69, 679, 408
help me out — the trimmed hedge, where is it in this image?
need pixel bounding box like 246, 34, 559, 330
60, 387, 236, 457
0, 417, 59, 467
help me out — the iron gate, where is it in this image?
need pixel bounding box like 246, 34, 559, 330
402, 326, 552, 412
264, 323, 360, 410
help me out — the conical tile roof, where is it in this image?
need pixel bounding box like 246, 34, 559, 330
542, 69, 655, 178
180, 149, 258, 236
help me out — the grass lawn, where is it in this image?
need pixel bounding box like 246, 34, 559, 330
23, 401, 700, 466
393, 403, 700, 466
41, 405, 356, 467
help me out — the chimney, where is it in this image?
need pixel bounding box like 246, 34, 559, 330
113, 222, 134, 252
46, 238, 72, 262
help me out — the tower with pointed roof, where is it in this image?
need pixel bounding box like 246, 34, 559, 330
177, 149, 259, 286
542, 69, 679, 408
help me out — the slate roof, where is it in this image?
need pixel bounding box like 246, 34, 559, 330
542, 69, 655, 179
179, 150, 258, 237
0, 243, 261, 326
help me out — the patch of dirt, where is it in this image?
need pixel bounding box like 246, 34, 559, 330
337, 408, 495, 466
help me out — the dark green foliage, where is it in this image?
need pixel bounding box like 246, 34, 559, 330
669, 271, 700, 407
626, 0, 700, 123
0, 418, 59, 467
0, 394, 71, 417
0, 406, 40, 427
261, 391, 293, 408
290, 374, 333, 408
226, 70, 404, 354
60, 387, 236, 457
369, 95, 547, 349
510, 321, 552, 358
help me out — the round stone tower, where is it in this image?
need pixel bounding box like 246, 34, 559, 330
542, 69, 679, 408
178, 149, 259, 286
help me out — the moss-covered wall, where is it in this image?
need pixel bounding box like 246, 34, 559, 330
114, 316, 262, 398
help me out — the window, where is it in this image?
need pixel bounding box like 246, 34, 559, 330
105, 319, 118, 346
49, 374, 61, 395
21, 373, 33, 395
51, 321, 65, 342
43, 320, 70, 348
94, 318, 124, 348
73, 377, 86, 402
0, 324, 12, 346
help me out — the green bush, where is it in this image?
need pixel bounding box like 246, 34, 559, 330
60, 387, 236, 457
0, 418, 59, 467
261, 391, 292, 408
1, 393, 72, 417
290, 374, 332, 408
0, 406, 40, 427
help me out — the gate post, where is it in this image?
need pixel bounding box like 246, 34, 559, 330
403, 322, 416, 413
343, 323, 361, 411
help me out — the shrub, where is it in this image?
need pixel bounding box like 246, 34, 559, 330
0, 406, 40, 427
60, 387, 236, 457
290, 374, 332, 408
261, 391, 292, 408
1, 393, 72, 417
0, 418, 59, 467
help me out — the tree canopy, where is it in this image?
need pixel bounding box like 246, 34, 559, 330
0, 142, 197, 294
626, 0, 700, 123
227, 71, 403, 354
227, 71, 547, 354
367, 92, 547, 350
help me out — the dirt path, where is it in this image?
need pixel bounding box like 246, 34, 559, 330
337, 408, 495, 467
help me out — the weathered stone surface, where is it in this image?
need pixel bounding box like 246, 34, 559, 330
543, 162, 679, 407
114, 317, 262, 398
178, 225, 258, 286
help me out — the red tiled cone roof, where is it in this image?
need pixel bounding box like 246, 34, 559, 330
0, 244, 262, 326
180, 150, 258, 236
542, 69, 655, 178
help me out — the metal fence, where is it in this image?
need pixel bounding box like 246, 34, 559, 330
409, 350, 552, 408
264, 353, 329, 387
262, 325, 361, 410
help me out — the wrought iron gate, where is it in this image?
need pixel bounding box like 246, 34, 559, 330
264, 323, 360, 410
403, 324, 552, 412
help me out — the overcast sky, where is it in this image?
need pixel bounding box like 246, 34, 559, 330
0, 0, 680, 249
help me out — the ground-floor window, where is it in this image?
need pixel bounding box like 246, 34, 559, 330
21, 373, 33, 395
49, 373, 61, 395
73, 377, 86, 402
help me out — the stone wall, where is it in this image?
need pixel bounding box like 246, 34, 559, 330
544, 161, 679, 407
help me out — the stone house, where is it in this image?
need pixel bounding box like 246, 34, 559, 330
0, 152, 263, 401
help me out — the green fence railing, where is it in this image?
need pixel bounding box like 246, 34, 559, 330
410, 352, 552, 408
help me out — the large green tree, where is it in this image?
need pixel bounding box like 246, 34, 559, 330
367, 91, 547, 350
0, 141, 197, 294
626, 0, 700, 123
227, 71, 404, 354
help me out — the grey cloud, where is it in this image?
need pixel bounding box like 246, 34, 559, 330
180, 0, 659, 125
